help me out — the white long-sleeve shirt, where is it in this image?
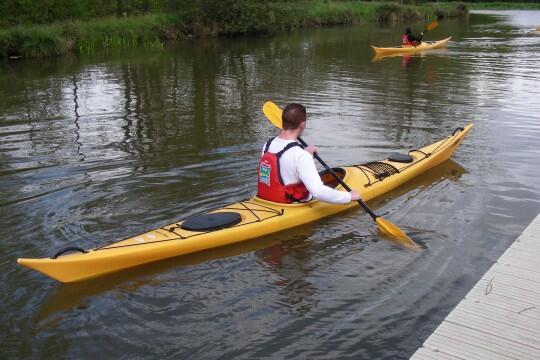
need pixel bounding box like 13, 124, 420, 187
262, 137, 352, 204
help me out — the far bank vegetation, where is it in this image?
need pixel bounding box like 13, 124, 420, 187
0, 1, 468, 58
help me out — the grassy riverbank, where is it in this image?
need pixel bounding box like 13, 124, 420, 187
467, 2, 540, 10
0, 1, 468, 58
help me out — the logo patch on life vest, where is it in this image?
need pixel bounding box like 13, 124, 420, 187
259, 161, 271, 186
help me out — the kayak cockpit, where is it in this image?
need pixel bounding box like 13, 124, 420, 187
319, 167, 346, 189
252, 167, 349, 206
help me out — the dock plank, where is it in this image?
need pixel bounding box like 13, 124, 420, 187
411, 347, 465, 360
411, 213, 540, 359
487, 262, 540, 283
446, 310, 540, 347
474, 278, 540, 305
466, 286, 540, 318
423, 333, 517, 360
453, 300, 540, 333
434, 321, 539, 359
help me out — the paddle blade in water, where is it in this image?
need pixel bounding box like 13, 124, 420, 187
262, 101, 283, 129
375, 217, 420, 250
426, 21, 439, 31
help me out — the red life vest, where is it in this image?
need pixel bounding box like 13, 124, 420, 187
402, 34, 413, 46
257, 138, 310, 203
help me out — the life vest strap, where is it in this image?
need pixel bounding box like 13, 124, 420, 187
264, 137, 303, 158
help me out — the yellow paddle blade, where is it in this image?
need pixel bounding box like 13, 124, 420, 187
376, 217, 420, 250
262, 101, 283, 129
426, 21, 439, 31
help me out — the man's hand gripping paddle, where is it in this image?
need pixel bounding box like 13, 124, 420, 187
262, 101, 420, 250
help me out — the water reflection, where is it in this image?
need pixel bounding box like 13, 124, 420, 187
72, 75, 85, 161
258, 234, 318, 316
1, 10, 540, 360
36, 233, 285, 320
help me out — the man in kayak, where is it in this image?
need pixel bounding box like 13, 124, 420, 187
257, 103, 361, 204
403, 27, 423, 47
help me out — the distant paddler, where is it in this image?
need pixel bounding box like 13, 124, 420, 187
403, 27, 423, 47
402, 20, 439, 47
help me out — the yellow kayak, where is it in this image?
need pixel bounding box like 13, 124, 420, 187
372, 37, 451, 55
18, 124, 472, 283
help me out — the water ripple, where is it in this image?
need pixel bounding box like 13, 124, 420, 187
1, 10, 540, 360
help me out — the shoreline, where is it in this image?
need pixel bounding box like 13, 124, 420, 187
468, 2, 540, 10
0, 1, 467, 59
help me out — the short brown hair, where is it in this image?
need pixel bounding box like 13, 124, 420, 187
282, 103, 306, 130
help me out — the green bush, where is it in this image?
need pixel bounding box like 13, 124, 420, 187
0, 1, 469, 58
0, 0, 168, 27
0, 25, 64, 57
375, 3, 423, 23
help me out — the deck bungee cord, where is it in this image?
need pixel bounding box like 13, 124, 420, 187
353, 126, 466, 187
93, 200, 285, 251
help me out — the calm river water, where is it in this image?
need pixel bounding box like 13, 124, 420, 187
1, 10, 540, 359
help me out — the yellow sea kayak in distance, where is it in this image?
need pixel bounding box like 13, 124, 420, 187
18, 124, 472, 283
372, 37, 451, 55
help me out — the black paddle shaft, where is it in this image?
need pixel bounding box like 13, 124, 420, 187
297, 136, 379, 220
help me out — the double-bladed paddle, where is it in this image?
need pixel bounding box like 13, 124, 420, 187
262, 101, 419, 249
420, 20, 439, 41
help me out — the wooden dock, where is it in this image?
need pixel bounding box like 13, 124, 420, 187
411, 212, 540, 360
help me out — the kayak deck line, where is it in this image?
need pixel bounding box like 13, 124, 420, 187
17, 124, 473, 283
94, 200, 285, 251
354, 128, 464, 188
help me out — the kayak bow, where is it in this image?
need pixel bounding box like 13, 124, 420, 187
18, 124, 472, 283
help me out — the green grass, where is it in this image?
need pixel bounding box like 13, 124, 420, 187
0, 25, 65, 58
0, 14, 177, 57
74, 15, 171, 53
467, 2, 540, 10
0, 2, 469, 58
